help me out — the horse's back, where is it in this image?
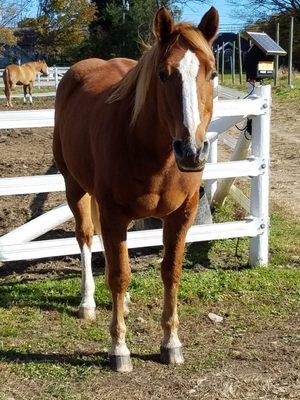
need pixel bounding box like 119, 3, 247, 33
4, 63, 34, 85
56, 57, 136, 108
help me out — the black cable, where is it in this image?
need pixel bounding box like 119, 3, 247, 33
242, 82, 255, 99
234, 82, 255, 136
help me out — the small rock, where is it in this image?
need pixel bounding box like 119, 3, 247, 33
193, 263, 204, 272
137, 317, 146, 324
0, 136, 9, 142
188, 389, 196, 394
207, 312, 223, 323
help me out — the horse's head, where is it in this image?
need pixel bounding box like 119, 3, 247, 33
38, 60, 49, 76
154, 7, 219, 172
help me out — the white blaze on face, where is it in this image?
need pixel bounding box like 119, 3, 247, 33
178, 49, 200, 142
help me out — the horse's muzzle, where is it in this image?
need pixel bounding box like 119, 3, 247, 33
173, 139, 210, 172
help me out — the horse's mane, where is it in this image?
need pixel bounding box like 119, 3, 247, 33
107, 22, 212, 126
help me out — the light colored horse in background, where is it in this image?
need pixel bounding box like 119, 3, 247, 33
2, 60, 49, 107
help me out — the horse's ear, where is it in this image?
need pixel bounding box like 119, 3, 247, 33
198, 7, 219, 45
154, 6, 174, 43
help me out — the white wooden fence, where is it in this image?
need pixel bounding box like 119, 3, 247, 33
0, 84, 271, 266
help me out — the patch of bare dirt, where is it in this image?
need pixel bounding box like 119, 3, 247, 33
0, 96, 54, 111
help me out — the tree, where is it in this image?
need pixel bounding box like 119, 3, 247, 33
0, 0, 31, 48
89, 0, 206, 60
21, 0, 97, 64
227, 0, 299, 22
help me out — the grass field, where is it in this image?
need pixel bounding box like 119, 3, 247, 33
0, 200, 299, 399
220, 73, 300, 101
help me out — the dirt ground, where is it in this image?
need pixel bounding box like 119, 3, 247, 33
0, 95, 299, 399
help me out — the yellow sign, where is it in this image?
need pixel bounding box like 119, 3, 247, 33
258, 61, 274, 72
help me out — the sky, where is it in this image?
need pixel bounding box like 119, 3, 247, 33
181, 0, 246, 27
28, 0, 246, 26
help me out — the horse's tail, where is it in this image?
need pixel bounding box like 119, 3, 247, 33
90, 195, 101, 236
3, 68, 13, 91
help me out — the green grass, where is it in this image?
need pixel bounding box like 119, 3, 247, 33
220, 73, 300, 101
1, 86, 55, 94
0, 202, 299, 397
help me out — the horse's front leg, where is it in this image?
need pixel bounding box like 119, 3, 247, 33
28, 83, 33, 104
23, 85, 28, 104
100, 208, 132, 372
160, 191, 198, 364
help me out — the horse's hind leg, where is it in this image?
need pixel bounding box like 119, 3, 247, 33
23, 85, 29, 104
160, 192, 198, 364
66, 183, 96, 320
4, 85, 12, 107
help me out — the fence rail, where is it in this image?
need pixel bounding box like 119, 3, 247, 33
0, 83, 271, 266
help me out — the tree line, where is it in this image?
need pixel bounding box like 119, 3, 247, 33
0, 0, 298, 68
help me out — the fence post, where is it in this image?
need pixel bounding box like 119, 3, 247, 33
54, 67, 58, 89
249, 84, 271, 266
288, 17, 294, 88
238, 32, 243, 84
221, 42, 225, 84
205, 77, 218, 204
274, 23, 279, 87
216, 44, 220, 75
213, 130, 251, 207
232, 41, 236, 84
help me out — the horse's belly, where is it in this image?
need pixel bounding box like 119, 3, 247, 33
128, 190, 188, 219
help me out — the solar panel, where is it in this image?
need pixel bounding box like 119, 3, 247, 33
247, 32, 287, 56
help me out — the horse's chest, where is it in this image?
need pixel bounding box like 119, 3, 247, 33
129, 190, 186, 218
116, 176, 199, 219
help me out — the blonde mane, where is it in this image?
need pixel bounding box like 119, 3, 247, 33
107, 23, 213, 125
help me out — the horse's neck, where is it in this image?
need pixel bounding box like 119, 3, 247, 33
131, 84, 173, 160
26, 62, 38, 71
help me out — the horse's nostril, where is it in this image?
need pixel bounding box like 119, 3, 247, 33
173, 140, 183, 159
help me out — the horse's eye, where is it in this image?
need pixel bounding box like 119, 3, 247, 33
159, 71, 169, 83
211, 71, 218, 80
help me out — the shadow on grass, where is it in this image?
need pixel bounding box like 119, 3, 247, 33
0, 349, 110, 368
0, 349, 162, 368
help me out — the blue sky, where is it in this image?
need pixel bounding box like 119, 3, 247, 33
28, 1, 245, 26
181, 0, 244, 26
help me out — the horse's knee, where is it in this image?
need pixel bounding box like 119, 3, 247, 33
75, 222, 94, 249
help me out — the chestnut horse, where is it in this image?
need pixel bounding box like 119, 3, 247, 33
3, 60, 49, 107
53, 7, 219, 372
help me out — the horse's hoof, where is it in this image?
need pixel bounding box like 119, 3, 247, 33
109, 355, 133, 372
160, 346, 184, 364
78, 306, 96, 320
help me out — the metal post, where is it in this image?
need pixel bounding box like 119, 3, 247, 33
274, 23, 279, 86
288, 17, 294, 88
232, 41, 236, 84
249, 84, 271, 266
216, 44, 220, 75
54, 67, 58, 89
238, 33, 243, 84
206, 76, 218, 204
221, 42, 225, 84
